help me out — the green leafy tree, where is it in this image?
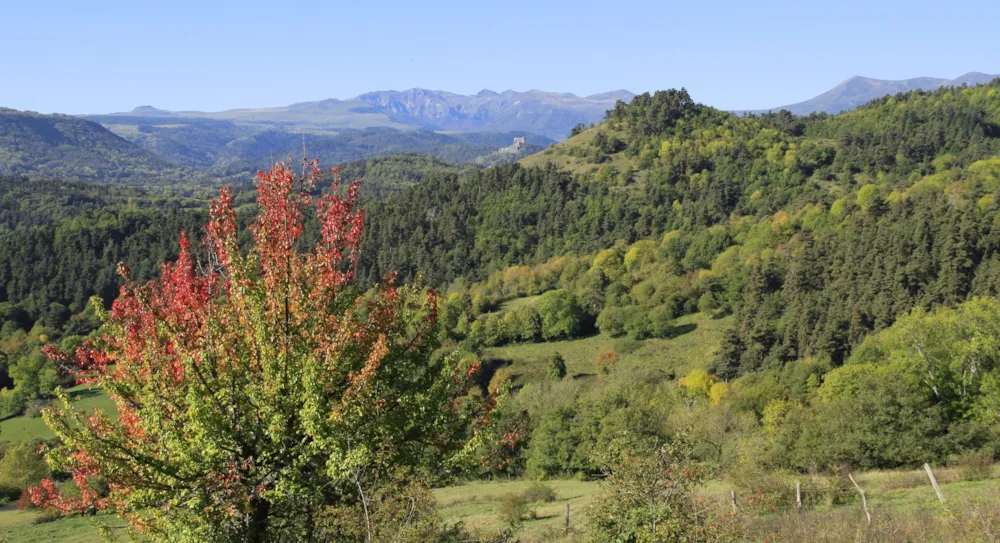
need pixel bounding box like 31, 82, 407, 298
547, 352, 567, 381
30, 163, 490, 542
588, 439, 742, 542
535, 290, 585, 340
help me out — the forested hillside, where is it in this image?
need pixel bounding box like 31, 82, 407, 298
3, 80, 1000, 542
361, 82, 1000, 362
353, 81, 1000, 476
88, 114, 552, 173
0, 109, 196, 184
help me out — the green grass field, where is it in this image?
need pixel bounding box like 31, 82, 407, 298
435, 479, 598, 541
0, 386, 115, 443
498, 294, 543, 312
0, 508, 125, 543
485, 312, 731, 386
519, 125, 635, 181
2, 468, 996, 542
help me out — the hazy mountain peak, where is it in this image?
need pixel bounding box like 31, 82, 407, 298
128, 105, 176, 117
757, 72, 999, 115
586, 90, 636, 101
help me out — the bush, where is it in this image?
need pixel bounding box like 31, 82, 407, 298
588, 440, 741, 542
521, 482, 557, 504
547, 353, 567, 381
0, 440, 50, 503
23, 399, 48, 419
0, 388, 26, 419
595, 350, 618, 375
647, 304, 674, 337
957, 450, 994, 481
623, 309, 653, 340
497, 493, 527, 527
513, 306, 539, 341
596, 305, 630, 337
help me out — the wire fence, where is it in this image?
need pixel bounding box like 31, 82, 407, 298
723, 462, 1000, 518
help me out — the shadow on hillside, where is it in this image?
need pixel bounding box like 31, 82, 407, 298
475, 357, 515, 393
571, 373, 597, 381
663, 323, 697, 339
69, 388, 102, 401
526, 513, 559, 521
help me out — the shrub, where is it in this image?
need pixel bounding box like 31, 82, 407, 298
588, 439, 741, 542
521, 482, 557, 504
679, 369, 715, 398
623, 309, 653, 340
697, 291, 718, 313
24, 399, 48, 419
957, 450, 994, 481
595, 350, 619, 375
647, 304, 674, 337
515, 306, 542, 342
0, 440, 50, 503
596, 305, 630, 337
547, 353, 567, 381
497, 493, 527, 527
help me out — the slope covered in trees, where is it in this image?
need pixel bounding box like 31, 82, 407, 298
88, 114, 552, 174
3, 81, 1000, 541
353, 81, 1000, 474
0, 109, 197, 184
361, 81, 1000, 365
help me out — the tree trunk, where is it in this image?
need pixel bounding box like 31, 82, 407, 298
244, 498, 271, 543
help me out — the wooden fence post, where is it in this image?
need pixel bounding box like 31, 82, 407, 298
730, 489, 737, 512
796, 482, 802, 511
565, 503, 570, 529
924, 463, 946, 505
848, 473, 872, 526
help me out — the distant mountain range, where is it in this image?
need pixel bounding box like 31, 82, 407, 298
6, 75, 1000, 185
0, 105, 555, 185
753, 72, 999, 115
108, 89, 636, 140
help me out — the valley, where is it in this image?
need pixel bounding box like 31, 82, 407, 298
1, 60, 1000, 541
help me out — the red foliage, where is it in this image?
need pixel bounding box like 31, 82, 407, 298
26, 160, 457, 529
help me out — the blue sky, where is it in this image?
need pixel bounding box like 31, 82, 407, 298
2, 0, 998, 114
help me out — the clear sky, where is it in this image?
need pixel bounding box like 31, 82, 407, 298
2, 0, 998, 115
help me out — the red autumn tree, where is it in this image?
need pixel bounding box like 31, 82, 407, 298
31, 161, 487, 542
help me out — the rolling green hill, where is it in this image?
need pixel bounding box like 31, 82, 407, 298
0, 109, 197, 184
86, 114, 553, 175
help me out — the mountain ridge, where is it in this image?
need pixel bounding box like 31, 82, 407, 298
752, 71, 999, 115
108, 88, 636, 140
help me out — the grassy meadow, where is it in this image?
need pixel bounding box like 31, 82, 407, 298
2, 464, 998, 542
484, 311, 731, 386
0, 385, 115, 443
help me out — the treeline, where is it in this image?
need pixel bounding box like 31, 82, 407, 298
0, 184, 211, 418
357, 163, 658, 286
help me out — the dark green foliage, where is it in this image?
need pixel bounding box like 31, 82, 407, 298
0, 205, 205, 318
358, 163, 657, 286
547, 352, 567, 381
0, 108, 198, 184
337, 154, 474, 198
0, 439, 50, 502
